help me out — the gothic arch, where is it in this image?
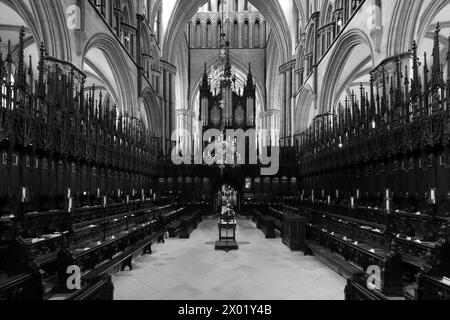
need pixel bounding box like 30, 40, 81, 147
386, 1, 422, 56
319, 28, 374, 113
295, 84, 314, 134
141, 86, 163, 136
0, 0, 72, 61
82, 33, 136, 115
163, 0, 291, 62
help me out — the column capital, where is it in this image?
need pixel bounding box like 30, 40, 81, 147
160, 60, 177, 74
311, 11, 320, 22
279, 60, 296, 74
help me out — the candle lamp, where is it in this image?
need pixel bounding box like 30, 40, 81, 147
430, 188, 437, 205
385, 188, 392, 214
68, 197, 74, 213
386, 198, 391, 213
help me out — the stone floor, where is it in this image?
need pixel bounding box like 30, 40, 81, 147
112, 217, 346, 300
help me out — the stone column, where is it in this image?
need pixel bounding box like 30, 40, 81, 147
162, 69, 167, 155
136, 14, 143, 95
170, 72, 176, 136
287, 66, 293, 146
249, 19, 254, 48
280, 66, 287, 146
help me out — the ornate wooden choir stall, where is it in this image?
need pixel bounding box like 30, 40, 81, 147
293, 24, 450, 300
249, 24, 450, 300
0, 28, 203, 300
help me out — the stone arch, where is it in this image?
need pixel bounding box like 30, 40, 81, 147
141, 86, 163, 136
122, 0, 137, 26
386, 1, 422, 56
295, 84, 314, 134
415, 0, 450, 50
163, 0, 291, 62
0, 0, 71, 61
319, 28, 375, 113
82, 33, 136, 115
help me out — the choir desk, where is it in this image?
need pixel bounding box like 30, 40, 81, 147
215, 220, 238, 251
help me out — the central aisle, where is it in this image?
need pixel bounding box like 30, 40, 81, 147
112, 217, 346, 300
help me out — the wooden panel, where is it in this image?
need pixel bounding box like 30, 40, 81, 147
0, 152, 8, 198
263, 177, 271, 193
272, 177, 280, 194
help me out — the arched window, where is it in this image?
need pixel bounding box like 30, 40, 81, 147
254, 19, 260, 47
243, 20, 249, 48
208, 0, 212, 11
206, 21, 212, 47
244, 0, 249, 11
234, 0, 239, 11
195, 20, 202, 48
217, 0, 222, 12
233, 20, 239, 48
217, 20, 222, 46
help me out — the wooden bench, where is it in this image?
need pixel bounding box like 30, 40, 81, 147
168, 210, 202, 238
0, 272, 44, 300
179, 210, 202, 239
345, 278, 390, 300
268, 207, 285, 235
416, 274, 450, 300
83, 231, 164, 282
306, 240, 366, 281
253, 210, 276, 239
66, 275, 114, 300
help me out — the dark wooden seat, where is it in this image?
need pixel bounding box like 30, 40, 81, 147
167, 210, 202, 238
253, 210, 276, 239
179, 210, 202, 239
306, 240, 366, 281
83, 231, 164, 282
66, 275, 114, 300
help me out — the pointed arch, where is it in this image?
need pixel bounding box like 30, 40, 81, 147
319, 28, 375, 113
